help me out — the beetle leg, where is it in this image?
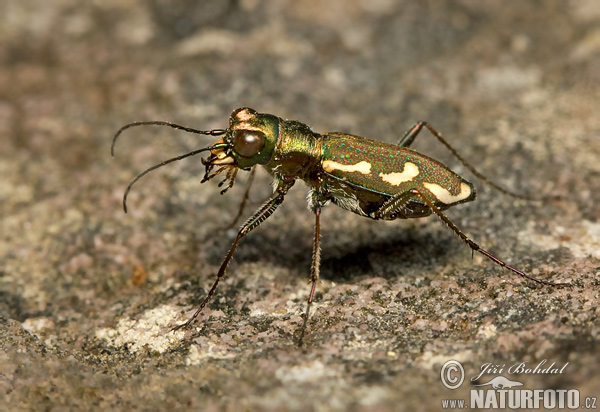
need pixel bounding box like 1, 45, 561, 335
172, 183, 292, 331
397, 121, 428, 147
410, 188, 569, 287
226, 166, 257, 229
372, 190, 416, 220
400, 122, 535, 200
298, 205, 321, 346
398, 121, 453, 149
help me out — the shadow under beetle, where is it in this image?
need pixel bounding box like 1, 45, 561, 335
112, 108, 568, 341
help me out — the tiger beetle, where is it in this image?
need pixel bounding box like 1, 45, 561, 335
112, 107, 568, 339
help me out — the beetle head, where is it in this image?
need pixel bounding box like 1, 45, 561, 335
204, 107, 280, 170
112, 108, 280, 212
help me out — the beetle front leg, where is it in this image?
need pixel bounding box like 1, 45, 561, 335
172, 183, 292, 331
226, 166, 257, 229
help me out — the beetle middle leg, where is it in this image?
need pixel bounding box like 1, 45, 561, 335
172, 182, 292, 331
298, 205, 321, 346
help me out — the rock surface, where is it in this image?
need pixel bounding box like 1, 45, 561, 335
1, 1, 599, 410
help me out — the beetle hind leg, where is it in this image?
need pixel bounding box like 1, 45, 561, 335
371, 191, 416, 220
397, 121, 428, 147
409, 188, 569, 287
398, 122, 536, 200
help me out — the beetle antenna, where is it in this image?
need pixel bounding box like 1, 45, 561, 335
117, 143, 228, 213
111, 121, 228, 212
111, 121, 226, 156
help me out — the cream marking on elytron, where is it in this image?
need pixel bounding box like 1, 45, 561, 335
322, 160, 372, 174
379, 162, 420, 186
423, 181, 472, 204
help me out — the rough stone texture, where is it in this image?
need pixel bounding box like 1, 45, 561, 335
1, 1, 599, 411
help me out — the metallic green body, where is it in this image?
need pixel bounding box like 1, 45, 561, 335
113, 106, 563, 334
319, 133, 475, 218
211, 108, 476, 221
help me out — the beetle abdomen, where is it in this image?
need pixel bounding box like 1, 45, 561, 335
321, 133, 476, 210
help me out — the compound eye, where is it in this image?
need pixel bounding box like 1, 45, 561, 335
233, 130, 265, 158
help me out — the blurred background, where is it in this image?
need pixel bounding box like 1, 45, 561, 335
1, 1, 599, 410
